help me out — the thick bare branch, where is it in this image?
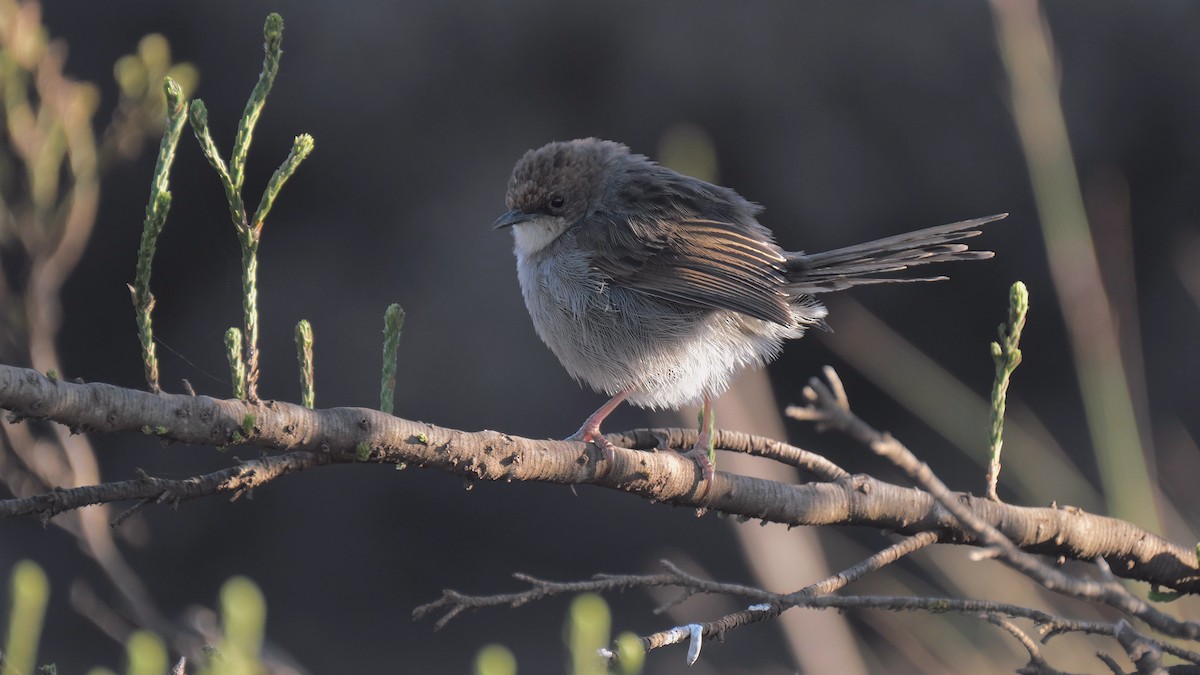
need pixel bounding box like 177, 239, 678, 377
0, 362, 1197, 595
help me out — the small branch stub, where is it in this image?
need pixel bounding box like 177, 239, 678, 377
295, 319, 314, 409
380, 303, 405, 414
225, 327, 246, 400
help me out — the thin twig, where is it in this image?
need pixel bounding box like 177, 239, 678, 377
415, 567, 1066, 632
1113, 620, 1167, 675
1040, 619, 1200, 665
791, 366, 1200, 641
0, 451, 328, 520
789, 530, 939, 597
982, 613, 1077, 675
609, 428, 849, 481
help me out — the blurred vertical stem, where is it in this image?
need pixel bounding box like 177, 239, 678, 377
295, 319, 314, 409
568, 593, 610, 675
129, 77, 188, 393
186, 13, 312, 403
215, 576, 266, 675
991, 0, 1157, 528
612, 632, 645, 675
474, 645, 517, 675
2, 560, 49, 675
380, 303, 405, 414
124, 631, 168, 675
986, 282, 1028, 500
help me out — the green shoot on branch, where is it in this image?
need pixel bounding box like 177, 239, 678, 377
184, 13, 312, 402
251, 134, 314, 233
986, 281, 1029, 501
230, 12, 283, 193
186, 99, 244, 231
130, 77, 188, 392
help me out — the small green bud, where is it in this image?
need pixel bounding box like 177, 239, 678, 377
188, 98, 208, 129
292, 134, 314, 159
264, 13, 284, 46
163, 76, 184, 112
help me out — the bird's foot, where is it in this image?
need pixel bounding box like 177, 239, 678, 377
565, 390, 632, 472
566, 424, 619, 468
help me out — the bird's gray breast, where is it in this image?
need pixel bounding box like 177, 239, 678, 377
515, 235, 693, 397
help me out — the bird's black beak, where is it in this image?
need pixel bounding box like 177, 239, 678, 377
493, 209, 532, 230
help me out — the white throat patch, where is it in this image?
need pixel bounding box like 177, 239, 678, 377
511, 216, 569, 257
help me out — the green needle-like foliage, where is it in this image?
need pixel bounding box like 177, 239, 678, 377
295, 319, 314, 409
185, 14, 312, 403
225, 327, 246, 400
240, 242, 261, 399
380, 304, 406, 414
130, 78, 188, 392
985, 281, 1029, 500
187, 99, 245, 232
251, 134, 314, 232
229, 13, 283, 193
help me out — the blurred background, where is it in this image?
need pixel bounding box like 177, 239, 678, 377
1, 0, 1198, 672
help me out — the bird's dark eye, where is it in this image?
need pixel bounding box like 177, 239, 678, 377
549, 194, 565, 210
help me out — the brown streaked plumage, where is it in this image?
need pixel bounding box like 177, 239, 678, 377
495, 137, 1005, 496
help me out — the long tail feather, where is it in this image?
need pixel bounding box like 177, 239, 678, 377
785, 214, 1006, 294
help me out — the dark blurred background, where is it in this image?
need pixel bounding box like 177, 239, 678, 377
2, 1, 1198, 672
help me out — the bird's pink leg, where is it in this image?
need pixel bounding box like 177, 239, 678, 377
567, 389, 632, 463
681, 397, 717, 498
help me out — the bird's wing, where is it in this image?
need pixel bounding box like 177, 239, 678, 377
581, 215, 794, 326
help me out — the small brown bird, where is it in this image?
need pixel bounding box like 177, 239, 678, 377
495, 138, 1003, 492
